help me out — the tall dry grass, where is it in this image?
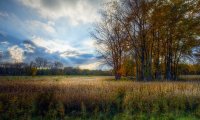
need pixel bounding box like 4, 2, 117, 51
0, 76, 200, 119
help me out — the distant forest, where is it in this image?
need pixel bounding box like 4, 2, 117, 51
0, 56, 199, 77
0, 57, 111, 76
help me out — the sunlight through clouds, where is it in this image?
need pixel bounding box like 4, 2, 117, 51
0, 0, 110, 69
79, 61, 101, 70
31, 37, 77, 54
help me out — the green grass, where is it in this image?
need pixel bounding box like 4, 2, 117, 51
0, 76, 200, 119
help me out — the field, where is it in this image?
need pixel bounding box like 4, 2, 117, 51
0, 76, 200, 120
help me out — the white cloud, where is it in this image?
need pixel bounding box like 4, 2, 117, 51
19, 0, 106, 25
82, 38, 96, 49
0, 13, 56, 38
79, 61, 101, 70
0, 41, 9, 45
24, 43, 35, 53
26, 20, 56, 34
74, 38, 97, 54
47, 21, 55, 26
31, 37, 77, 54
8, 45, 24, 63
31, 37, 97, 58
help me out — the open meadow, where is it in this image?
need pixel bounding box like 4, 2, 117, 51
0, 76, 200, 119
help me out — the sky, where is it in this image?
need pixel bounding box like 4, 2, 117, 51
0, 0, 109, 70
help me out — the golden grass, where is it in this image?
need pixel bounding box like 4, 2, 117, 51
0, 76, 200, 103
0, 76, 200, 119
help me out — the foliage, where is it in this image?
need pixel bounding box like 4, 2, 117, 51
92, 0, 200, 80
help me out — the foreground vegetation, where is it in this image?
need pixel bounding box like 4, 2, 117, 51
0, 76, 200, 119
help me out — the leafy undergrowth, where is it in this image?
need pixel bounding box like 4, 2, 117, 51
0, 76, 200, 119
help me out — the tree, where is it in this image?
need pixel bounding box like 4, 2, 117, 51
35, 57, 48, 69
53, 61, 63, 69
52, 61, 64, 75
93, 0, 200, 80
92, 1, 128, 80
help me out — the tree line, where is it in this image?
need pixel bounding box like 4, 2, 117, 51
92, 0, 200, 80
0, 57, 111, 76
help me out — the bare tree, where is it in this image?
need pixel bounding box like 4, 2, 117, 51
53, 61, 63, 69
35, 57, 48, 69
92, 1, 128, 80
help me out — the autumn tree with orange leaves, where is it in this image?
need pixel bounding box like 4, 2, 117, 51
93, 0, 200, 80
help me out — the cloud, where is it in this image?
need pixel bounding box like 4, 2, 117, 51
0, 12, 56, 39
19, 0, 106, 25
0, 0, 111, 69
0, 41, 9, 45
79, 61, 101, 70
31, 37, 77, 53
70, 38, 97, 55
23, 43, 35, 53
82, 38, 96, 49
66, 53, 97, 65
0, 32, 101, 68
26, 20, 56, 34
60, 50, 80, 57
47, 21, 55, 26
8, 45, 24, 63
